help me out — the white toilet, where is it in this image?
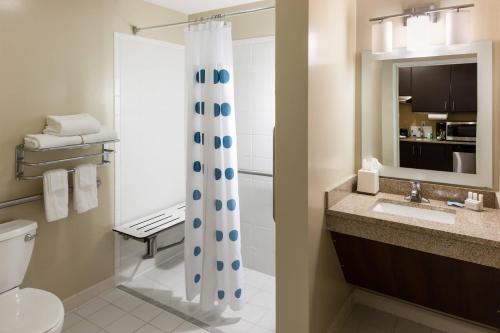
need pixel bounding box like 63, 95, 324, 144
0, 220, 64, 333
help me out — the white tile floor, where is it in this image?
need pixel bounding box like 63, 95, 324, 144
64, 255, 275, 333
63, 287, 209, 333
340, 304, 445, 333
122, 255, 275, 333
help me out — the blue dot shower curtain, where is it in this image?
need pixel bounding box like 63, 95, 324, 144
184, 21, 243, 312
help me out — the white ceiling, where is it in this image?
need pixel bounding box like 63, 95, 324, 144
145, 0, 261, 14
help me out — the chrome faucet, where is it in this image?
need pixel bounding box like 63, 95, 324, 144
405, 181, 429, 203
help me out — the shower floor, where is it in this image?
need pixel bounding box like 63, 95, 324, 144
121, 255, 275, 333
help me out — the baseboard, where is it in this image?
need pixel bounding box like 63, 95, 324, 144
63, 276, 117, 311
328, 292, 355, 333
353, 288, 497, 333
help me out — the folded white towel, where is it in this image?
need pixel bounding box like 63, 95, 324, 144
73, 164, 98, 214
43, 113, 101, 136
43, 169, 69, 222
24, 134, 82, 150
81, 127, 118, 144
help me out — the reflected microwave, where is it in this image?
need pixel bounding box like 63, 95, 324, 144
446, 122, 477, 142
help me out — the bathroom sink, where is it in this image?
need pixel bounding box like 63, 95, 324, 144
372, 201, 456, 225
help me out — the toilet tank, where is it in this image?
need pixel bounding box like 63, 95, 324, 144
0, 220, 37, 293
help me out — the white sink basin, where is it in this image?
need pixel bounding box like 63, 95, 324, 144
372, 201, 456, 225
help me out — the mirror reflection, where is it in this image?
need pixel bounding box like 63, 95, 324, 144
397, 62, 477, 174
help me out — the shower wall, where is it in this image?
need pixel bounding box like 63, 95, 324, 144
114, 34, 185, 281
234, 37, 276, 276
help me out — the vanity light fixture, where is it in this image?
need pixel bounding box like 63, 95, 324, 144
446, 9, 472, 45
368, 3, 474, 53
372, 20, 393, 54
406, 15, 432, 51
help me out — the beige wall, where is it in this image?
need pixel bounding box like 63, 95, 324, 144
0, 0, 186, 300
275, 0, 309, 332
308, 0, 357, 332
356, 0, 500, 189
189, 0, 275, 40
276, 0, 357, 331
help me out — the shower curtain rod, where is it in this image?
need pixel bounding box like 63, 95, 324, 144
132, 5, 275, 34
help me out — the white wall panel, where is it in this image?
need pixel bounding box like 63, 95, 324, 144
114, 34, 185, 280
234, 37, 275, 276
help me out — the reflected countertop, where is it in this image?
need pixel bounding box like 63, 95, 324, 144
399, 137, 476, 145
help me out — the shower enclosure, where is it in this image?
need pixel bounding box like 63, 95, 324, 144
114, 32, 275, 332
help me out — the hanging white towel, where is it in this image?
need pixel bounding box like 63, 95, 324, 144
73, 164, 98, 214
81, 127, 118, 144
24, 134, 82, 150
43, 113, 101, 136
43, 169, 69, 222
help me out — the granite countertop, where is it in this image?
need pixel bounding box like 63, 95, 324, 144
327, 192, 500, 249
400, 137, 476, 146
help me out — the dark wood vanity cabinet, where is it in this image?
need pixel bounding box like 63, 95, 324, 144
331, 232, 500, 328
409, 63, 477, 113
399, 141, 453, 172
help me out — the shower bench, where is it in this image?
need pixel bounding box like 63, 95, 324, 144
113, 202, 185, 259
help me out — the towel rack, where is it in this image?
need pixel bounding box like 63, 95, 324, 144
0, 140, 118, 210
16, 140, 118, 181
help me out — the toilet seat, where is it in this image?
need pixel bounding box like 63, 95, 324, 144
0, 288, 64, 333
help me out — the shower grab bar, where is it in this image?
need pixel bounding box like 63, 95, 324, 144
0, 179, 102, 210
238, 169, 273, 178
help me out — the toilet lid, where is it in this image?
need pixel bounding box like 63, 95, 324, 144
0, 288, 64, 333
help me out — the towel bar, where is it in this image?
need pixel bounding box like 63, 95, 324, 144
21, 150, 114, 167
18, 162, 111, 180
22, 139, 119, 152
16, 140, 118, 181
0, 140, 118, 209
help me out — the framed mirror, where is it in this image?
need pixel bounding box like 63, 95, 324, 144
361, 41, 492, 187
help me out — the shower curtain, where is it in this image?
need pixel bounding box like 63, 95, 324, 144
184, 21, 243, 312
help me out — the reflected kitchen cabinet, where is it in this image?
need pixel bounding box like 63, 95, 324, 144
399, 141, 416, 169
410, 63, 477, 113
411, 65, 451, 113
399, 141, 453, 172
450, 63, 477, 112
398, 67, 412, 97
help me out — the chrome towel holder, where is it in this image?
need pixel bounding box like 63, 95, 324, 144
0, 140, 118, 210
15, 140, 118, 180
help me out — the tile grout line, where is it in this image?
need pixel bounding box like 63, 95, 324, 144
117, 285, 225, 333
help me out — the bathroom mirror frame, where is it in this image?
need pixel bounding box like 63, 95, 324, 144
361, 41, 493, 188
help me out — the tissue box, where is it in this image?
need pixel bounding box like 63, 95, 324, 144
357, 169, 379, 195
